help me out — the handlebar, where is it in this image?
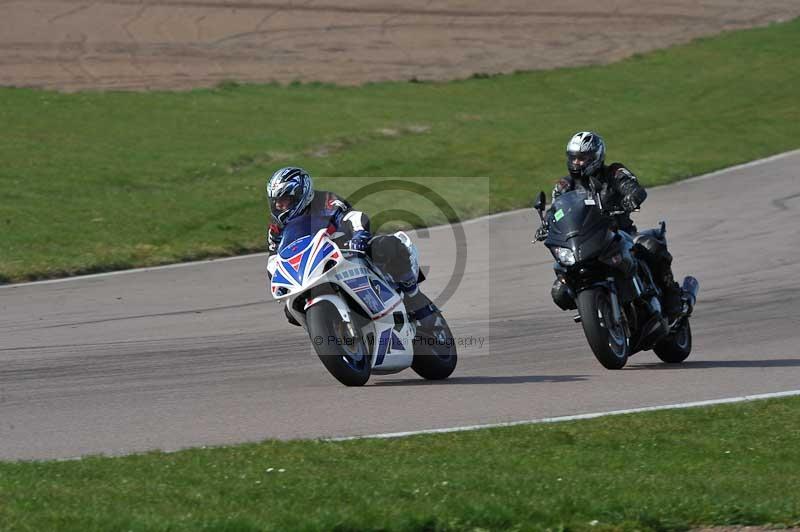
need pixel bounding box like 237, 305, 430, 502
605, 208, 639, 217
339, 245, 367, 259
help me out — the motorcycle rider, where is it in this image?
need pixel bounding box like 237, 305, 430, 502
537, 131, 684, 320
266, 166, 437, 327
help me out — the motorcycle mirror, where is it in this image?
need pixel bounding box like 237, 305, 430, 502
533, 191, 546, 223
534, 191, 546, 212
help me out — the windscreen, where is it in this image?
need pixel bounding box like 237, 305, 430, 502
277, 214, 331, 254
547, 189, 603, 240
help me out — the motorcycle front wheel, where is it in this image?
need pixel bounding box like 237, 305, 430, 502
577, 288, 630, 369
306, 302, 371, 386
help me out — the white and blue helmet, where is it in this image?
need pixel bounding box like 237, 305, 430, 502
566, 131, 605, 179
267, 167, 314, 225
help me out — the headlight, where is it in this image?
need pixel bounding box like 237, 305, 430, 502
273, 286, 288, 297
553, 246, 576, 266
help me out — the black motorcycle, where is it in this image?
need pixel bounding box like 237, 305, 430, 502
533, 188, 698, 369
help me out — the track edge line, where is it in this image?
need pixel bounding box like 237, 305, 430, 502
326, 389, 800, 441
5, 148, 799, 289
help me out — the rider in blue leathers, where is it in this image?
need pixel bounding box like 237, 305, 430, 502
266, 167, 436, 327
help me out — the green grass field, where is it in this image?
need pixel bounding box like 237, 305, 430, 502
2, 397, 799, 531
1, 19, 799, 283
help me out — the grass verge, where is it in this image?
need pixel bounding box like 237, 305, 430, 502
1, 19, 800, 282
2, 396, 799, 531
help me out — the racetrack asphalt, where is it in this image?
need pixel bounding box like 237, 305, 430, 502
1, 152, 799, 461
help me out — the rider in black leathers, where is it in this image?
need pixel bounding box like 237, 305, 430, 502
538, 132, 683, 320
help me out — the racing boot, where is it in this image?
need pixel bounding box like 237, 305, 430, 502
399, 281, 438, 330
681, 276, 698, 317
661, 277, 683, 323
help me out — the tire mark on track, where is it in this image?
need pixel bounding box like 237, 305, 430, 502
772, 191, 800, 210
0, 16, 594, 52
48, 2, 92, 23
0, 331, 273, 352
254, 7, 280, 31
33, 0, 711, 23
193, 13, 207, 40
19, 300, 269, 330
122, 4, 148, 75
122, 5, 148, 42
211, 19, 558, 47
72, 30, 99, 82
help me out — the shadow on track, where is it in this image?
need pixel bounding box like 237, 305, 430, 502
628, 359, 800, 370
371, 374, 588, 386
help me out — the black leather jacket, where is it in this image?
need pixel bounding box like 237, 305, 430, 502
551, 163, 647, 233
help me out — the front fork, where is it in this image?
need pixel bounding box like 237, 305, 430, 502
606, 279, 623, 326
572, 279, 625, 335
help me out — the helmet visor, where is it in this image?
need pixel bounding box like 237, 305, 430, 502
567, 151, 594, 167
566, 151, 597, 175
270, 189, 302, 219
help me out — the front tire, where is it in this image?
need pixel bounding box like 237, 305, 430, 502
654, 320, 692, 363
576, 288, 630, 369
411, 311, 458, 380
306, 302, 371, 386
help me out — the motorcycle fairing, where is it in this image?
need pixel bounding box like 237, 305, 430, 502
271, 214, 414, 372
546, 190, 616, 263
343, 276, 387, 315
371, 278, 396, 303
333, 262, 404, 320
271, 230, 342, 298
375, 328, 407, 367
326, 264, 412, 370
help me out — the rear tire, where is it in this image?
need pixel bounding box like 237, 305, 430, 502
576, 288, 629, 369
654, 320, 692, 363
306, 302, 371, 386
411, 311, 458, 380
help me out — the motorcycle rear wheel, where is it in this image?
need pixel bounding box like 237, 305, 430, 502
411, 310, 458, 380
306, 302, 371, 386
577, 288, 630, 370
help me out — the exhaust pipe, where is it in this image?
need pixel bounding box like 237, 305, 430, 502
682, 276, 699, 308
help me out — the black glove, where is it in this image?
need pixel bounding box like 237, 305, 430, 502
535, 225, 549, 241
621, 195, 639, 212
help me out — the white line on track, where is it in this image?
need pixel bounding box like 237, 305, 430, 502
328, 389, 800, 441
4, 148, 799, 290
678, 148, 800, 185
52, 389, 800, 461
0, 251, 269, 289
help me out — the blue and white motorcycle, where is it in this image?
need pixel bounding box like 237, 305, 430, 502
268, 214, 457, 386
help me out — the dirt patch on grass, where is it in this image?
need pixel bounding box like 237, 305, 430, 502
1, 0, 799, 91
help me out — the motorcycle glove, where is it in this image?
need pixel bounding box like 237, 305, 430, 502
535, 225, 549, 241
621, 195, 640, 212
346, 230, 371, 253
